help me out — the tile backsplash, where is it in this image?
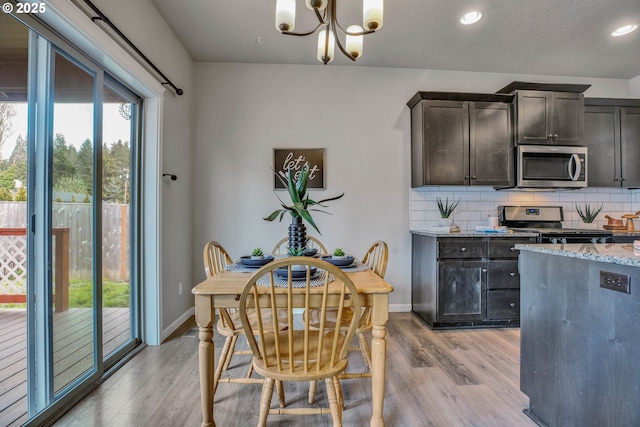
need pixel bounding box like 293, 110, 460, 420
410, 186, 640, 231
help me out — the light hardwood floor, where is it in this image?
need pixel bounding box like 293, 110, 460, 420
53, 313, 537, 426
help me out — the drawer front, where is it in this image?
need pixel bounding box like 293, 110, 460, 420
487, 260, 520, 289
439, 240, 486, 259
488, 238, 536, 258
486, 290, 520, 320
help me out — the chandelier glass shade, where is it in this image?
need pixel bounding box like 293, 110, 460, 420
275, 0, 383, 64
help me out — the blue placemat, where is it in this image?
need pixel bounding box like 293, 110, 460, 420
224, 259, 371, 274
256, 270, 334, 288
225, 262, 265, 273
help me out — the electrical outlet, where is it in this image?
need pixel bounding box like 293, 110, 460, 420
178, 282, 183, 296
600, 271, 630, 294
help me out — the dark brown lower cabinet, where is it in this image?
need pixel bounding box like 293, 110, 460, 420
411, 233, 536, 329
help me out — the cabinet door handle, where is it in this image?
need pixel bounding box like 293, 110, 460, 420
460, 247, 467, 252
510, 272, 516, 277
465, 175, 470, 179
553, 134, 559, 138
482, 268, 488, 273
547, 134, 553, 138
471, 176, 477, 180
509, 303, 516, 308
510, 246, 516, 251
622, 178, 628, 181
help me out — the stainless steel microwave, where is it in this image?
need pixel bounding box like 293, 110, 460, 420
516, 145, 587, 189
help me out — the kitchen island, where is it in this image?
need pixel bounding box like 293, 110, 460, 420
516, 242, 640, 427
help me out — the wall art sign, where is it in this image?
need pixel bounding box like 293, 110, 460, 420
274, 148, 325, 189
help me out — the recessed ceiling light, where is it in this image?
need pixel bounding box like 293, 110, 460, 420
460, 11, 483, 25
612, 24, 638, 37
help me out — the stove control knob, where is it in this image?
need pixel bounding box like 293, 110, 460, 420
510, 272, 516, 277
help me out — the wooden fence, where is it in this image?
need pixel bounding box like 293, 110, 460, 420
0, 201, 130, 282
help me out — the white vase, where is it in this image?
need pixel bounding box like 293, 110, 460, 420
579, 221, 598, 230
438, 218, 453, 227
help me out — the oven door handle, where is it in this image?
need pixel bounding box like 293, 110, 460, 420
568, 154, 581, 181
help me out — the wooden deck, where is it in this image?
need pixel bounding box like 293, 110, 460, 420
0, 307, 131, 427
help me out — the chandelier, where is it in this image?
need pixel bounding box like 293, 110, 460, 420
275, 0, 383, 64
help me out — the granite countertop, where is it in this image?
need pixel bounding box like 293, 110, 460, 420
611, 231, 640, 236
411, 230, 538, 238
515, 243, 640, 267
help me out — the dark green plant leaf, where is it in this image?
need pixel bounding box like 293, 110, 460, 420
264, 210, 283, 221
265, 165, 343, 234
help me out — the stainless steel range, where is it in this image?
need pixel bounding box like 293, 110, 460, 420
499, 205, 613, 244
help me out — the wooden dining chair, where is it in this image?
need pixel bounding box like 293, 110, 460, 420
203, 240, 285, 397
271, 235, 328, 255
239, 257, 361, 426
308, 240, 388, 403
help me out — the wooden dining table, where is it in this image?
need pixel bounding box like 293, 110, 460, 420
192, 265, 394, 427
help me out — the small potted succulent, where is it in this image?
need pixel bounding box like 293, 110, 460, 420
576, 203, 603, 228
288, 246, 307, 257
250, 248, 264, 260
436, 196, 460, 227
287, 246, 308, 270
332, 248, 346, 260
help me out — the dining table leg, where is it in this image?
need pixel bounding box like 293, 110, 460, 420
196, 294, 216, 427
370, 293, 389, 427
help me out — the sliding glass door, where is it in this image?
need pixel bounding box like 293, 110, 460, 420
0, 12, 142, 425
50, 49, 99, 396
101, 80, 139, 364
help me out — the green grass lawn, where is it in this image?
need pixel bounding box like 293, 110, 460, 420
69, 279, 130, 308
0, 279, 130, 309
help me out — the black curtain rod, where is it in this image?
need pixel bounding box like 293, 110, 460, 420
82, 0, 184, 96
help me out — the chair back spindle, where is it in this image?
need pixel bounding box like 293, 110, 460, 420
362, 240, 389, 278
203, 240, 233, 277
239, 258, 360, 379
271, 236, 328, 255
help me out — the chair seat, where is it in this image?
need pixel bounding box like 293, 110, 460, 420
217, 308, 288, 337
307, 307, 371, 332
253, 330, 348, 381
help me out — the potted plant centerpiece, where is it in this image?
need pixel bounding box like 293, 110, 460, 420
436, 196, 460, 227
264, 164, 344, 252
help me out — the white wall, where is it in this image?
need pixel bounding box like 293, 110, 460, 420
90, 0, 195, 335
631, 75, 640, 97
193, 63, 633, 309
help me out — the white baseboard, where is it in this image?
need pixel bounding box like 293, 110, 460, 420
160, 307, 195, 343
390, 303, 411, 312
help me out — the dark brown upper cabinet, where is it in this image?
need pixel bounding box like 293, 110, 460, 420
496, 82, 590, 146
408, 92, 514, 188
584, 98, 640, 188
515, 90, 584, 145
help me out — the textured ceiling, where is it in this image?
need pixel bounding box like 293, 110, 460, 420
150, 0, 640, 79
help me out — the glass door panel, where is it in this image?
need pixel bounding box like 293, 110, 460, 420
51, 51, 96, 394
0, 12, 30, 425
101, 83, 133, 357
